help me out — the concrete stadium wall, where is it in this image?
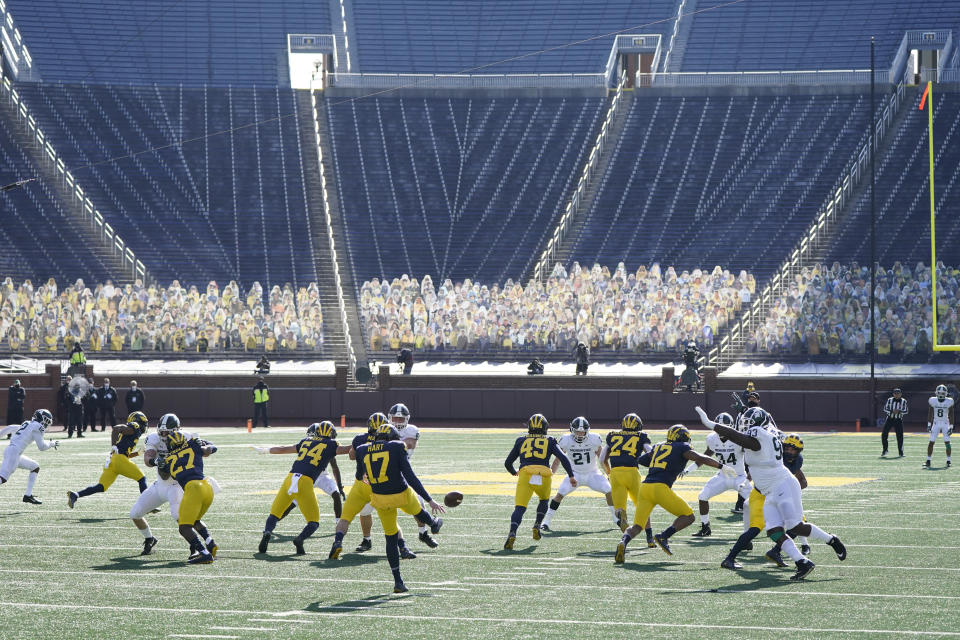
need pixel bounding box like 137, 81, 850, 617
1, 365, 943, 429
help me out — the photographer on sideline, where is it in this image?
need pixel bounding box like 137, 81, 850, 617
574, 342, 589, 375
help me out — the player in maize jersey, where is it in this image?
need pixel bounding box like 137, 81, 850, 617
357, 423, 445, 593
68, 411, 149, 508
328, 413, 416, 560
540, 417, 620, 531
614, 424, 729, 563
682, 412, 751, 537
388, 402, 439, 549
703, 406, 846, 580
600, 413, 656, 545
503, 414, 576, 550
256, 421, 341, 556
0, 409, 59, 504
163, 430, 219, 564
926, 384, 954, 468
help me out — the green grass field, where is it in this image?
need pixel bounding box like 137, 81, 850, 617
2, 425, 958, 639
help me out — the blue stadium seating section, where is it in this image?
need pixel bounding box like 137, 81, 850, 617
825, 88, 960, 266
351, 0, 679, 74
5, 0, 331, 86
324, 95, 606, 284
14, 83, 319, 288
683, 0, 960, 71
0, 115, 115, 284
565, 93, 872, 278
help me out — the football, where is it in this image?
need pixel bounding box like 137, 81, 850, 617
443, 491, 463, 508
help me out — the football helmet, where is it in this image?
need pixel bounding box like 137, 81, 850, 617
936, 384, 948, 400
32, 409, 53, 430
388, 403, 410, 428
666, 424, 691, 443
783, 433, 804, 451
307, 420, 337, 439
526, 413, 549, 435
157, 413, 181, 437
714, 412, 734, 428
621, 413, 643, 432
569, 417, 590, 443
368, 412, 389, 433
127, 411, 148, 432
164, 430, 187, 450
375, 423, 401, 441
738, 406, 771, 430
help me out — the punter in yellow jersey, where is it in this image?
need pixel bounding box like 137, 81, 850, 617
68, 411, 149, 508
502, 414, 577, 550
600, 413, 656, 547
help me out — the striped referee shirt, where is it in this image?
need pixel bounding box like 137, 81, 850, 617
883, 396, 908, 418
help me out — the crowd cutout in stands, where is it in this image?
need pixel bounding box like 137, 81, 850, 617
752, 262, 959, 358
360, 262, 755, 353
0, 277, 324, 353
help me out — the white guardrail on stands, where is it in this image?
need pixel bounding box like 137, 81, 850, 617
0, 73, 147, 284
329, 73, 606, 90
308, 79, 357, 376
533, 73, 627, 281
638, 69, 889, 87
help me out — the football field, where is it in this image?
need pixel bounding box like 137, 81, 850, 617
2, 425, 958, 639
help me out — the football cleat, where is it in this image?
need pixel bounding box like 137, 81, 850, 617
616, 510, 628, 532
948, 461, 953, 468
430, 518, 443, 536
654, 534, 673, 556
141, 537, 158, 556
293, 538, 306, 556
207, 539, 219, 558
730, 505, 744, 514
400, 547, 417, 560
692, 524, 711, 538
67, 491, 78, 509
764, 549, 788, 567
743, 541, 754, 552
924, 460, 931, 468
539, 523, 552, 533
790, 559, 815, 581
188, 552, 214, 565
393, 583, 409, 594
614, 542, 626, 564
801, 544, 812, 555
22, 495, 41, 505
328, 541, 343, 560
828, 536, 847, 561
504, 535, 516, 550
418, 531, 439, 548
880, 451, 888, 457
355, 538, 372, 553
532, 526, 542, 541
720, 557, 742, 570
258, 534, 270, 554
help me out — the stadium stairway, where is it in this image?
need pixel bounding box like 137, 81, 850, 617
0, 90, 132, 284
297, 90, 369, 386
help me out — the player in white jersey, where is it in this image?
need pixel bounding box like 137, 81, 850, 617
540, 417, 619, 531
129, 413, 197, 555
683, 412, 750, 537
0, 409, 58, 504
702, 406, 847, 580
926, 384, 954, 468
388, 403, 439, 550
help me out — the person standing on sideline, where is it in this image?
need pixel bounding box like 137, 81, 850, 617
83, 379, 99, 434
574, 342, 589, 375
7, 379, 26, 427
125, 380, 145, 415
98, 378, 118, 431
397, 348, 414, 375
57, 376, 72, 429
68, 343, 86, 375
252, 376, 270, 428
881, 388, 908, 458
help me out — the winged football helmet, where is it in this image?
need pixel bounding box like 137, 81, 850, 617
621, 413, 643, 432
127, 411, 148, 433
526, 413, 549, 435
783, 433, 804, 451
368, 412, 389, 433
666, 424, 691, 443
307, 420, 337, 439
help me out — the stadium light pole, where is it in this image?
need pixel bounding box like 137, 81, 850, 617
869, 36, 877, 427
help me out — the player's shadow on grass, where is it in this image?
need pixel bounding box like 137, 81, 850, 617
479, 545, 537, 556
75, 517, 128, 524
540, 529, 599, 539
304, 593, 411, 614
711, 566, 840, 591
311, 554, 380, 569
91, 556, 188, 571
685, 537, 734, 547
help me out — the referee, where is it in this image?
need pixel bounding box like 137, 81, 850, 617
881, 388, 908, 458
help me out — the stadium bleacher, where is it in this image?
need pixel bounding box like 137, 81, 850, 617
4, 0, 331, 86
564, 92, 872, 279
14, 83, 319, 289
351, 0, 679, 73
682, 0, 960, 71
325, 95, 605, 284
